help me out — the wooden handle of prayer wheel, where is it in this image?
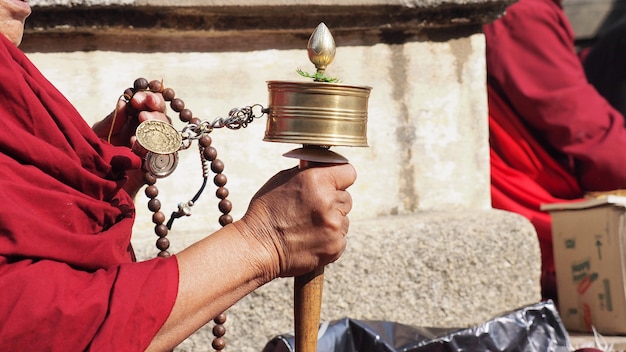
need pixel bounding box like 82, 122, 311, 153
288, 146, 348, 352
294, 266, 324, 352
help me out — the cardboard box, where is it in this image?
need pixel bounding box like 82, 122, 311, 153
542, 196, 626, 334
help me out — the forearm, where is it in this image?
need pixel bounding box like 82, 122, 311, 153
147, 222, 273, 351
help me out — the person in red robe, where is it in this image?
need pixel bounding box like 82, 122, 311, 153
0, 1, 357, 351
484, 0, 626, 301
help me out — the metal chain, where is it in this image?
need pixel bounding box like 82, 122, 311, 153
180, 104, 267, 149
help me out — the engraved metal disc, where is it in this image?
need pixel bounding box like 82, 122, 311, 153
145, 152, 179, 178
135, 120, 182, 155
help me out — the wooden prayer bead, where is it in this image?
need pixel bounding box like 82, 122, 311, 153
147, 198, 161, 212
212, 324, 226, 337
170, 98, 185, 112
123, 88, 134, 99
162, 88, 175, 101
156, 237, 170, 251
216, 187, 229, 199
145, 185, 158, 199
144, 172, 157, 185
211, 337, 226, 351
179, 108, 193, 123
214, 174, 227, 187
155, 224, 168, 237
211, 159, 224, 173
203, 146, 218, 161
218, 199, 232, 214
152, 211, 166, 225
214, 314, 227, 324
148, 80, 162, 92
219, 214, 233, 226
199, 135, 212, 147
134, 77, 149, 90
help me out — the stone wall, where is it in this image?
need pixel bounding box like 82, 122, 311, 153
23, 0, 541, 351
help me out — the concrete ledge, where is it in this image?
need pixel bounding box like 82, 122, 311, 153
23, 0, 513, 52
170, 209, 541, 351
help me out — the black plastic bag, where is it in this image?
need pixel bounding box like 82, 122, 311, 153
262, 301, 571, 352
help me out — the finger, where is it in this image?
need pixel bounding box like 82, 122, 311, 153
327, 223, 348, 263
335, 190, 353, 216
328, 163, 357, 191
138, 110, 172, 124
131, 91, 166, 112
108, 99, 132, 131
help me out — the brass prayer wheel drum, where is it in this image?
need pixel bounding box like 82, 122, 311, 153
264, 80, 371, 147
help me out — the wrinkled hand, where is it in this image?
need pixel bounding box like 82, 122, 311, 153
235, 163, 357, 281
92, 91, 170, 148
93, 91, 171, 197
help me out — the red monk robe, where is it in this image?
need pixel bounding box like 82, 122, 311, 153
0, 35, 178, 350
485, 0, 626, 301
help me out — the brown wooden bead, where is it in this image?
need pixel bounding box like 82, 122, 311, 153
134, 78, 149, 90
148, 198, 161, 212
155, 224, 169, 237
211, 337, 226, 350
170, 98, 185, 112
149, 80, 162, 92
215, 187, 229, 199
144, 172, 157, 185
218, 199, 232, 214
123, 88, 134, 100
214, 174, 227, 187
179, 108, 193, 123
199, 135, 212, 148
212, 324, 226, 337
211, 159, 224, 173
156, 236, 170, 250
203, 146, 218, 161
158, 250, 170, 258
219, 214, 233, 226
162, 87, 175, 101
190, 117, 202, 126
145, 185, 159, 199
214, 313, 227, 324
152, 211, 166, 225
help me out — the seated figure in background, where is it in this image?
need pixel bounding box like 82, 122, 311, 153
485, 0, 626, 301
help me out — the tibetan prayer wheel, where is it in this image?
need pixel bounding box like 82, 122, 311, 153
264, 22, 371, 161
263, 23, 371, 352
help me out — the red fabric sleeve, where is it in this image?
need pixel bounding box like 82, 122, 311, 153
0, 34, 180, 350
484, 0, 626, 191
0, 256, 179, 351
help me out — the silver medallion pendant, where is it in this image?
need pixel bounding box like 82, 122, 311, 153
145, 151, 179, 178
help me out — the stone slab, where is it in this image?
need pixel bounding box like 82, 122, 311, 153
134, 209, 542, 351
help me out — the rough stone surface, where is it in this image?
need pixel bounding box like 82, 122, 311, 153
23, 0, 511, 53
132, 209, 541, 351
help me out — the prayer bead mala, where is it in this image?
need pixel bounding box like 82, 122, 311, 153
124, 78, 230, 351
